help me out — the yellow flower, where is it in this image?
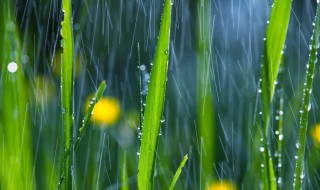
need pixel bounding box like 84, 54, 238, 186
85, 96, 121, 126
310, 124, 320, 147
206, 180, 236, 190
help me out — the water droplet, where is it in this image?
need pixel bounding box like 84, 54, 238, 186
140, 64, 146, 71
7, 62, 18, 73
279, 134, 283, 141
279, 110, 284, 115
164, 50, 168, 55
260, 147, 265, 152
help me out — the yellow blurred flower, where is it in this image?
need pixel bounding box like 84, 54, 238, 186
51, 48, 82, 78
85, 95, 121, 126
311, 124, 320, 147
206, 180, 236, 190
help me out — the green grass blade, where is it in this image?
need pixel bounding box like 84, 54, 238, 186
58, 81, 106, 188
61, 0, 74, 189
121, 150, 129, 190
261, 0, 291, 189
75, 81, 106, 149
168, 154, 188, 190
294, 4, 320, 190
137, 0, 172, 189
196, 0, 216, 188
262, 0, 292, 103
0, 1, 34, 189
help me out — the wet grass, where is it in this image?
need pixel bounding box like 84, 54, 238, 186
137, 0, 172, 189
294, 4, 320, 190
260, 0, 292, 189
60, 0, 74, 188
1, 0, 320, 190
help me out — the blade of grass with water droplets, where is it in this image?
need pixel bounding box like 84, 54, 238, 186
137, 0, 172, 189
168, 154, 188, 190
261, 0, 291, 189
61, 0, 74, 188
57, 81, 106, 188
75, 81, 106, 149
294, 3, 320, 190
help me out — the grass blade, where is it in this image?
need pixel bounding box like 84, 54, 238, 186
294, 4, 320, 190
75, 81, 106, 149
121, 150, 129, 190
196, 0, 216, 188
260, 0, 291, 189
137, 0, 172, 189
168, 154, 188, 190
58, 82, 106, 188
61, 0, 74, 188
0, 1, 34, 189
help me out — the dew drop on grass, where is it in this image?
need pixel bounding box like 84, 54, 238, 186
140, 64, 146, 71
279, 134, 283, 141
260, 147, 265, 152
7, 62, 18, 73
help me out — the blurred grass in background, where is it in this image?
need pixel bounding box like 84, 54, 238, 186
1, 0, 320, 189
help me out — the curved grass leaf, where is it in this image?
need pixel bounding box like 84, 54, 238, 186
260, 0, 291, 189
137, 0, 172, 189
294, 4, 320, 190
168, 154, 188, 190
61, 0, 74, 189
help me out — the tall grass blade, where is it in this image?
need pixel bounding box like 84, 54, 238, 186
261, 0, 291, 189
137, 0, 172, 189
294, 3, 320, 190
168, 154, 188, 190
196, 0, 216, 188
61, 0, 74, 188
0, 1, 34, 189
